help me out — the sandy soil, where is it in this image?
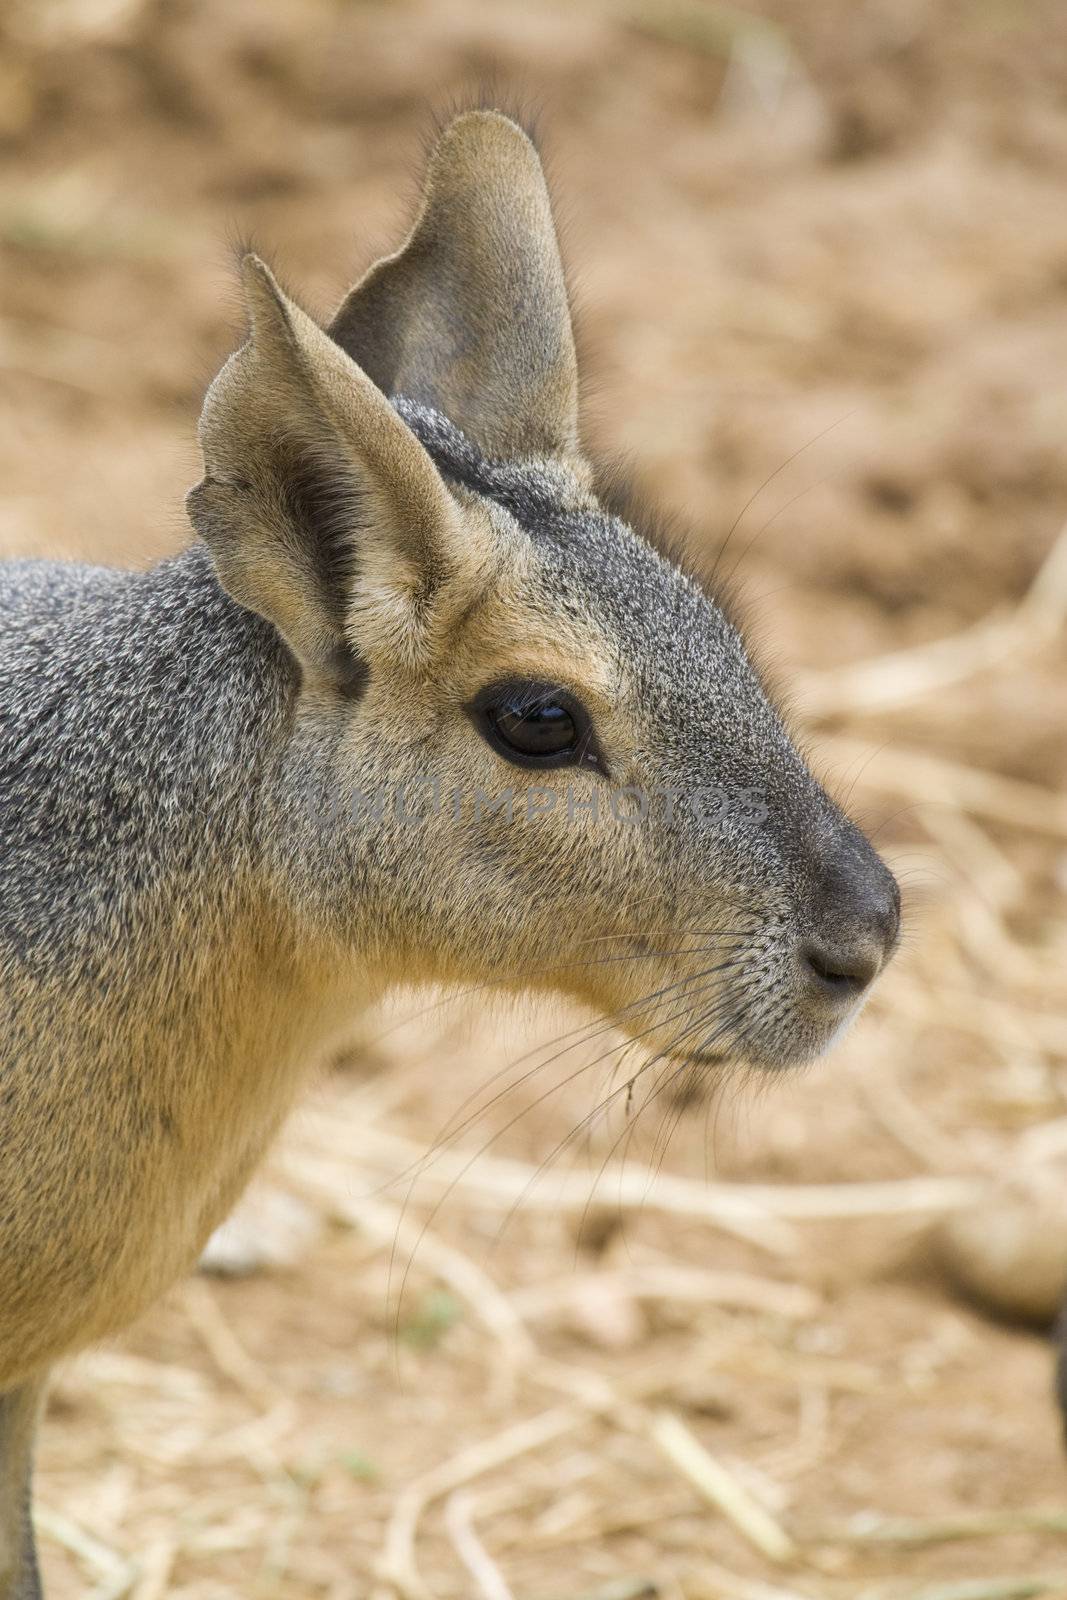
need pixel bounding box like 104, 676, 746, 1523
2, 1, 1067, 1596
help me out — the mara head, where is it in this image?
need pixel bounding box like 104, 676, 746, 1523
187, 109, 899, 1077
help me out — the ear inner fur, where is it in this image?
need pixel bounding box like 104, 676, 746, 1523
187, 256, 478, 685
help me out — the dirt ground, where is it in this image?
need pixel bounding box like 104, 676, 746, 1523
3, 1, 1067, 1596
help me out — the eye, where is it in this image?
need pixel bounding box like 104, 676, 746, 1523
469, 681, 603, 771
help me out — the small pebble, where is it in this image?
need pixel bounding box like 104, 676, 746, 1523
199, 1185, 321, 1277
934, 1163, 1067, 1325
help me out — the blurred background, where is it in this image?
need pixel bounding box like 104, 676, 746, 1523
3, 1, 1067, 1596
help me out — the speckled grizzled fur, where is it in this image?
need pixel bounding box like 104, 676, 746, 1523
0, 110, 898, 1595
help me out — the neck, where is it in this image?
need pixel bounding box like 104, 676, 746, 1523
0, 544, 378, 1377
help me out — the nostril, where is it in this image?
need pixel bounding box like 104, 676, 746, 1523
801, 940, 879, 997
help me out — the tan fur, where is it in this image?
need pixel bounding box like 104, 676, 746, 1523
0, 891, 375, 1387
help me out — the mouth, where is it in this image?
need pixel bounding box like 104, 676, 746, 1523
661, 1048, 732, 1110
674, 1045, 731, 1068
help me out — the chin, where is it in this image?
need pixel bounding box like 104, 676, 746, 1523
744, 1009, 864, 1074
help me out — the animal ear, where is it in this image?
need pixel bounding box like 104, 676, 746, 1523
328, 110, 580, 465
187, 255, 483, 685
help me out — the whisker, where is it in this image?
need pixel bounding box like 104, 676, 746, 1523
571, 1004, 744, 1246
359, 915, 757, 1067
389, 959, 753, 1318
490, 984, 745, 1249
709, 411, 856, 589
394, 942, 755, 1185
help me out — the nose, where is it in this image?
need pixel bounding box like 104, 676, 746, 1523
800, 937, 883, 998
799, 829, 900, 1009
